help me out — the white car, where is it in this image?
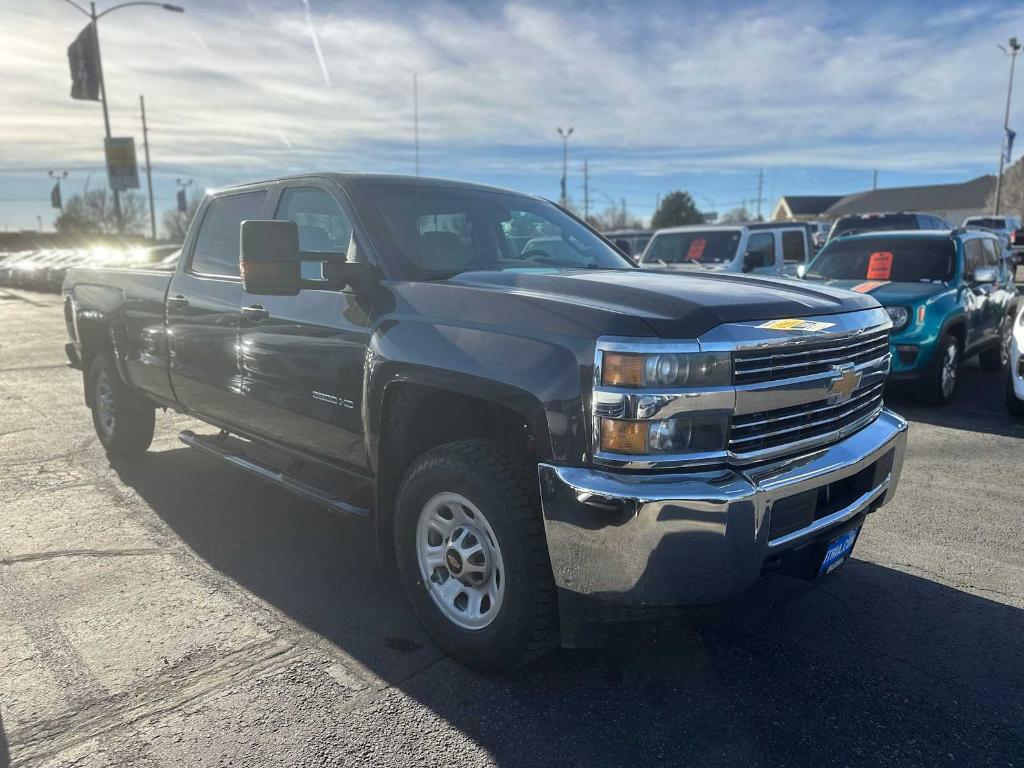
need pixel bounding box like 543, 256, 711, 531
1009, 302, 1024, 417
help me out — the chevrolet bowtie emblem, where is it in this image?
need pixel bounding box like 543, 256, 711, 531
828, 365, 862, 401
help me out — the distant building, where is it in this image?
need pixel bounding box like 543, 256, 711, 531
772, 175, 996, 225
771, 195, 845, 221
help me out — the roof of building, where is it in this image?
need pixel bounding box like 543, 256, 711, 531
824, 175, 995, 217
777, 195, 845, 216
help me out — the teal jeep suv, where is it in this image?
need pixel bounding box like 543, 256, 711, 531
803, 229, 1018, 404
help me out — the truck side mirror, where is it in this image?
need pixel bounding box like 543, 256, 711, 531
742, 251, 760, 273
971, 265, 998, 285
240, 219, 303, 296
240, 219, 375, 295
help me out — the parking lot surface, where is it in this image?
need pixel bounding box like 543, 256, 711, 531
1, 287, 1022, 768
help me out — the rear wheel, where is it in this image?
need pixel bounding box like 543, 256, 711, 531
923, 334, 959, 406
88, 353, 155, 457
394, 439, 557, 671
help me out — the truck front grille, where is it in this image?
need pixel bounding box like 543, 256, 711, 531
732, 329, 890, 385
730, 381, 885, 455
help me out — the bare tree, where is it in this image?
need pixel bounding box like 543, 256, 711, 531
988, 157, 1024, 217
55, 190, 148, 235
588, 203, 644, 232
719, 207, 753, 224
161, 191, 203, 241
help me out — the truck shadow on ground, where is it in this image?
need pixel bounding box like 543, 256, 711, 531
885, 358, 1024, 439
0, 711, 10, 768
112, 448, 1024, 766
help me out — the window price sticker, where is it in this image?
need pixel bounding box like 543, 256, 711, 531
866, 251, 894, 280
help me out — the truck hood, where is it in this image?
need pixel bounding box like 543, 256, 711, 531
809, 278, 947, 306
446, 269, 878, 338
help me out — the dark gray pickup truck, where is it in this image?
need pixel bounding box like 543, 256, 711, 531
63, 173, 908, 669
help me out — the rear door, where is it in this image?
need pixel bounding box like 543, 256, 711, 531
234, 180, 374, 471
167, 188, 269, 425
781, 229, 807, 276
961, 237, 992, 352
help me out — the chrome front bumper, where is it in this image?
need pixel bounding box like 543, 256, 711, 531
538, 409, 907, 627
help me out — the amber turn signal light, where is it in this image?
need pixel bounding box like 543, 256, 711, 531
600, 418, 649, 454
602, 352, 645, 387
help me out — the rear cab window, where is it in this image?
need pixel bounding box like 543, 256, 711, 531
643, 230, 741, 265
190, 191, 267, 277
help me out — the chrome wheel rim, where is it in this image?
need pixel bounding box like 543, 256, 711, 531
415, 492, 505, 630
95, 370, 116, 437
941, 342, 958, 399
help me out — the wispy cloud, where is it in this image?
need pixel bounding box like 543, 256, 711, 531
0, 0, 1022, 203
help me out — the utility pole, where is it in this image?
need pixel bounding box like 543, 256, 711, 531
584, 159, 591, 220
140, 95, 156, 240
755, 168, 765, 220
413, 73, 419, 178
995, 37, 1022, 215
557, 126, 573, 207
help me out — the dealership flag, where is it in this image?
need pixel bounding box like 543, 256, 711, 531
1005, 128, 1017, 164
177, 188, 187, 213
50, 182, 62, 210
67, 24, 100, 101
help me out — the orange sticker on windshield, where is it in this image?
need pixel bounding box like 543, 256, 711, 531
866, 251, 893, 280
686, 238, 706, 261
850, 281, 890, 293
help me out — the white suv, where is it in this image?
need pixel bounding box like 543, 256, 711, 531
638, 222, 813, 277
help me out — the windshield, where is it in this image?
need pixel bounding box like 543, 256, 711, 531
831, 214, 918, 238
641, 230, 741, 265
807, 236, 955, 283
358, 183, 635, 278
964, 217, 1006, 230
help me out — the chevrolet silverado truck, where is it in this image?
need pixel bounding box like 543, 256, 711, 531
63, 173, 908, 670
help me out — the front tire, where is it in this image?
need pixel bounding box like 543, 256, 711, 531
394, 439, 557, 671
923, 333, 959, 406
88, 353, 155, 457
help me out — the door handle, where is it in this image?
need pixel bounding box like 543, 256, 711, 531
167, 294, 189, 310
241, 304, 269, 321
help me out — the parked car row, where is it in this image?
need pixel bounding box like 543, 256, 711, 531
0, 244, 180, 292
634, 212, 1020, 413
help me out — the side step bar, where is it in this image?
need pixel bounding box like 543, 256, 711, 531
179, 430, 370, 518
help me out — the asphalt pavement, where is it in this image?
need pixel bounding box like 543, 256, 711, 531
1, 287, 1022, 768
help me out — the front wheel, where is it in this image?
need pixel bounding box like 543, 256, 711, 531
923, 334, 959, 406
88, 353, 155, 457
394, 439, 557, 671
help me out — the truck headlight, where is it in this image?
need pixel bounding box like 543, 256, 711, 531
884, 305, 910, 331
601, 414, 729, 455
602, 351, 731, 388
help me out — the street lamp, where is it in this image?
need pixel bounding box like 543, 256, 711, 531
61, 0, 185, 233
557, 126, 574, 207
994, 37, 1022, 216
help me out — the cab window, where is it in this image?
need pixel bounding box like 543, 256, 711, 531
782, 230, 805, 263
745, 232, 776, 268
275, 186, 357, 280
190, 191, 267, 277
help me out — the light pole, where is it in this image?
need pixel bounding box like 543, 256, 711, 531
995, 37, 1022, 216
61, 1, 185, 233
557, 126, 573, 207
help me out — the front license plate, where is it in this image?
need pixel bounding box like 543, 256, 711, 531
818, 527, 860, 577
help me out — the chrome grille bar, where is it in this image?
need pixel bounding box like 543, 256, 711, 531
734, 329, 890, 385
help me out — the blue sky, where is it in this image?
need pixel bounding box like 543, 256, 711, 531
1, 0, 1023, 234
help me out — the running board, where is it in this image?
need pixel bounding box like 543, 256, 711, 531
178, 430, 370, 518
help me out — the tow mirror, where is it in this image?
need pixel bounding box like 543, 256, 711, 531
240, 220, 302, 296
240, 220, 374, 295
